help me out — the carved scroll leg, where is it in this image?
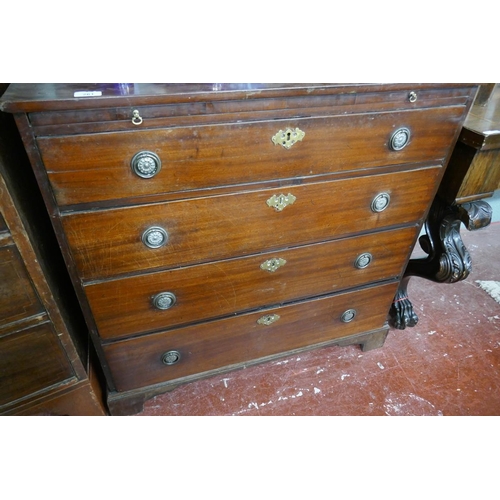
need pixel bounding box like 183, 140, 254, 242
457, 200, 493, 231
388, 199, 492, 330
434, 200, 492, 283
389, 276, 419, 330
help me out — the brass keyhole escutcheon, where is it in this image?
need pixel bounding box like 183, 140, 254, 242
266, 193, 296, 211
257, 314, 280, 325
271, 127, 305, 149
260, 257, 286, 272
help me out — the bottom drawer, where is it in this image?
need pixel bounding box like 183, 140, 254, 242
0, 322, 75, 407
103, 281, 399, 392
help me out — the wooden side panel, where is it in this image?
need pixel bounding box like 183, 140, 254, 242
103, 281, 399, 392
0, 323, 74, 407
86, 226, 417, 340
63, 167, 441, 281
38, 106, 464, 206
457, 149, 500, 201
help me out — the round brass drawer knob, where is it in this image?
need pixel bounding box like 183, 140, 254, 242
341, 309, 357, 323
390, 127, 411, 151
142, 226, 168, 248
153, 292, 176, 310
161, 350, 181, 366
355, 252, 373, 269
371, 192, 391, 213
131, 151, 161, 178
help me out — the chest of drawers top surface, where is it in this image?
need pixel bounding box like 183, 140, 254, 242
0, 83, 474, 112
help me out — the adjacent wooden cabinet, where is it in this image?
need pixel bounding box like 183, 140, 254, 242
0, 84, 478, 415
0, 99, 105, 416
439, 83, 500, 204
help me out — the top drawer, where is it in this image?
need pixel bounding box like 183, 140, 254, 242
37, 106, 465, 207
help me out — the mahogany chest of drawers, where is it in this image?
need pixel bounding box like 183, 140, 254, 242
0, 83, 478, 415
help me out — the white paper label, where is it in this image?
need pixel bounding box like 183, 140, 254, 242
73, 91, 102, 97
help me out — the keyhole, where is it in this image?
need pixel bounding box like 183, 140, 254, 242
286, 131, 291, 141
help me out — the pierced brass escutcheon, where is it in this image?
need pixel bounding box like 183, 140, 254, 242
257, 314, 280, 325
272, 127, 305, 149
260, 257, 286, 273
266, 193, 296, 211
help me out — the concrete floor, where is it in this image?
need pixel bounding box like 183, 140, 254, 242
137, 221, 500, 416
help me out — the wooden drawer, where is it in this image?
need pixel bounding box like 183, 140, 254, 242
0, 245, 44, 328
0, 322, 74, 406
86, 226, 417, 340
103, 281, 399, 392
63, 166, 441, 281
28, 85, 472, 133
38, 106, 464, 207
6, 381, 106, 416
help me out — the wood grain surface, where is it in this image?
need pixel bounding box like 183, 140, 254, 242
86, 227, 417, 340
0, 322, 74, 406
62, 166, 441, 281
38, 106, 464, 206
103, 281, 399, 392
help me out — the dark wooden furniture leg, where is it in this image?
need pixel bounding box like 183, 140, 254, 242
389, 198, 493, 330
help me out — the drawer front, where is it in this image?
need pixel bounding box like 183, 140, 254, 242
86, 227, 417, 340
63, 166, 441, 281
38, 106, 464, 206
0, 322, 74, 406
29, 85, 472, 132
103, 281, 399, 392
0, 245, 44, 327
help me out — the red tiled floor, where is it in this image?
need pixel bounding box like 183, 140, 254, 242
136, 221, 500, 416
